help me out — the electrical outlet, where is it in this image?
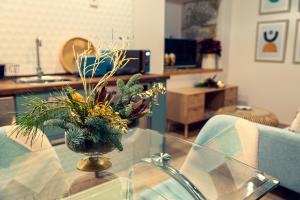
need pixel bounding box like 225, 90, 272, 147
90, 0, 98, 8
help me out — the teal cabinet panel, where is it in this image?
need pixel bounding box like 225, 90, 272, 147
150, 80, 167, 133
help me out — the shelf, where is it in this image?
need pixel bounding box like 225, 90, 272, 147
164, 68, 222, 76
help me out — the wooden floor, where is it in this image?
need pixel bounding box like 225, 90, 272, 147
167, 127, 300, 200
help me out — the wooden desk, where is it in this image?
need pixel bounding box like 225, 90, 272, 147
167, 86, 238, 137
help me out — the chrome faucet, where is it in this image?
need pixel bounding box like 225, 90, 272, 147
35, 37, 43, 79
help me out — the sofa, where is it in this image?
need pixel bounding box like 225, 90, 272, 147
196, 115, 300, 193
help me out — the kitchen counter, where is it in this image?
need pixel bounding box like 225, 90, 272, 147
0, 74, 170, 96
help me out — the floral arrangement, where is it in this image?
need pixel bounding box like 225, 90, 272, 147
199, 38, 222, 56
13, 43, 166, 151
194, 75, 225, 88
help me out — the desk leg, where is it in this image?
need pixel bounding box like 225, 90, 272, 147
184, 124, 189, 138
167, 120, 172, 132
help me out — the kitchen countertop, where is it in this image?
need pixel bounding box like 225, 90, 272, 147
0, 74, 169, 96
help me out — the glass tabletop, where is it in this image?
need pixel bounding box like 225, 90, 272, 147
0, 128, 279, 200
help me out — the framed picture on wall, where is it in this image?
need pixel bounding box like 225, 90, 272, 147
294, 20, 300, 63
259, 0, 291, 15
255, 20, 289, 62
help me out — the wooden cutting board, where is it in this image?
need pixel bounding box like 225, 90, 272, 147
59, 37, 95, 73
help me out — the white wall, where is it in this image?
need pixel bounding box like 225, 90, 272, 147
4, 0, 294, 124
0, 0, 166, 76
165, 1, 182, 38
0, 0, 133, 76
227, 0, 300, 123
167, 0, 231, 90
132, 0, 165, 74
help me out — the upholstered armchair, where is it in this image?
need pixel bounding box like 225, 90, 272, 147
196, 115, 300, 193
0, 126, 69, 200
135, 115, 299, 199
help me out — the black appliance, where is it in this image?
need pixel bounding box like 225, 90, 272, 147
165, 38, 197, 68
0, 65, 5, 79
115, 50, 150, 75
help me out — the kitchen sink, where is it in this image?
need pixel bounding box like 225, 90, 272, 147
15, 75, 75, 84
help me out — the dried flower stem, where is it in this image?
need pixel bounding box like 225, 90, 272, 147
73, 41, 133, 104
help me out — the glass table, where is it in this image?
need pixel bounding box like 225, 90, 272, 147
0, 128, 279, 200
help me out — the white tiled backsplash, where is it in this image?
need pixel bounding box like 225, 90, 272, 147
0, 0, 133, 76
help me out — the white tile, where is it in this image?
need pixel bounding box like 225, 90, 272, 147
1, 0, 133, 76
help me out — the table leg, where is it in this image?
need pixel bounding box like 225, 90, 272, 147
167, 120, 172, 132
184, 124, 189, 138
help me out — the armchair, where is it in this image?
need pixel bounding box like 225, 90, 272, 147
196, 115, 300, 193
0, 126, 69, 200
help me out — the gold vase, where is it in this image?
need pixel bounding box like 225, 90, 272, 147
65, 133, 115, 172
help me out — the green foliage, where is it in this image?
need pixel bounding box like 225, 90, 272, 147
65, 124, 87, 151
45, 117, 124, 151
13, 97, 69, 144
85, 117, 123, 151
123, 104, 133, 118
44, 119, 67, 129
116, 79, 126, 94
126, 73, 141, 88
114, 74, 144, 118
14, 72, 165, 152
65, 87, 89, 123
43, 119, 75, 130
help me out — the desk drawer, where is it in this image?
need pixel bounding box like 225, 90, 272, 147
224, 98, 237, 106
187, 94, 204, 108
187, 106, 204, 123
225, 87, 237, 100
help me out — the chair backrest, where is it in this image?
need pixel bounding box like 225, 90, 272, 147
179, 115, 261, 199
194, 115, 300, 193
195, 115, 260, 167
0, 126, 69, 199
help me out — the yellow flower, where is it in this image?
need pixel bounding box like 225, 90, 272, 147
90, 103, 128, 133
71, 92, 85, 103
155, 83, 166, 94
137, 82, 166, 99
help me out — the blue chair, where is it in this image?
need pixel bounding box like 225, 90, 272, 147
0, 126, 69, 199
196, 115, 300, 193
135, 115, 300, 199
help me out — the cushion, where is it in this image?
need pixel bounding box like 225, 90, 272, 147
289, 109, 300, 133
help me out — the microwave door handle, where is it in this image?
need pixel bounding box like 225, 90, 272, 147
140, 50, 146, 73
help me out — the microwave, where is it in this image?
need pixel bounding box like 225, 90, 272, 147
77, 50, 151, 77
115, 50, 150, 75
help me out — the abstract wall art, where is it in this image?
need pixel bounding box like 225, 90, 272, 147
255, 20, 289, 62
182, 0, 221, 41
293, 19, 300, 63
259, 0, 291, 15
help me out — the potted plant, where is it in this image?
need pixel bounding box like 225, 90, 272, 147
12, 44, 166, 172
199, 38, 222, 69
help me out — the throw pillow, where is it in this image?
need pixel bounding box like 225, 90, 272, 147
289, 109, 300, 133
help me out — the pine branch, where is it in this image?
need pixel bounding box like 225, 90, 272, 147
85, 117, 123, 151
114, 74, 144, 118
13, 97, 70, 144
65, 124, 86, 151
